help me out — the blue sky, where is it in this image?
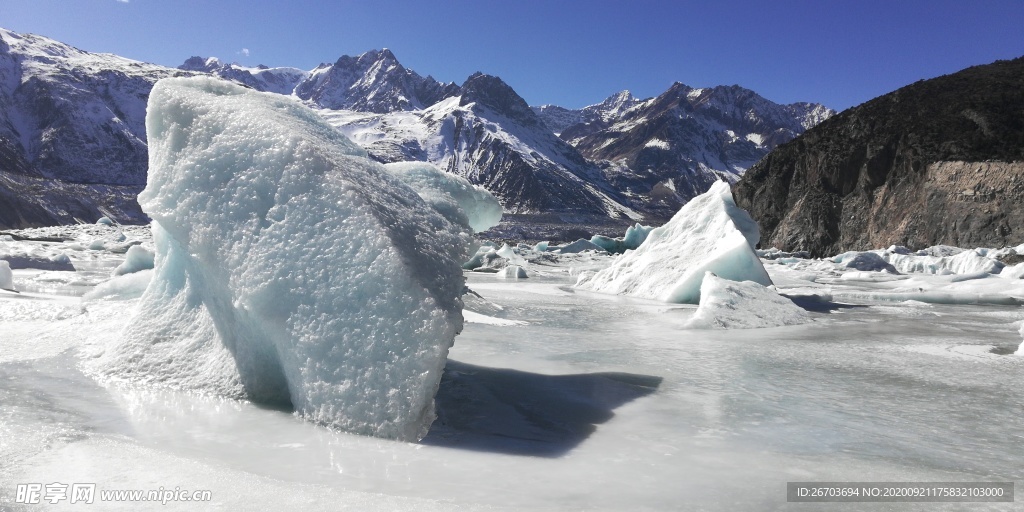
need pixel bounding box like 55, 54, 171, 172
5, 0, 1024, 111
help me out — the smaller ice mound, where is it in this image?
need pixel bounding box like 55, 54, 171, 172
554, 239, 607, 254
0, 247, 74, 271
1001, 263, 1024, 279
383, 162, 502, 233
0, 260, 13, 290
497, 265, 528, 279
884, 249, 1004, 275
834, 252, 898, 273
112, 245, 155, 276
590, 223, 654, 254
1017, 324, 1024, 356
84, 270, 153, 301
96, 216, 115, 226
685, 273, 811, 329
576, 181, 771, 304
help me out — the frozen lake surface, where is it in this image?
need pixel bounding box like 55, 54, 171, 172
1, 225, 1022, 511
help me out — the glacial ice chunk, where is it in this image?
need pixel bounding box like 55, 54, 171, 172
112, 245, 155, 276
575, 181, 771, 303
685, 273, 810, 329
590, 223, 654, 253
383, 161, 502, 233
0, 260, 13, 290
497, 265, 528, 279
92, 76, 470, 441
885, 249, 1003, 275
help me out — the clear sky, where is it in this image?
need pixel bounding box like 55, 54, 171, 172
4, 0, 1024, 112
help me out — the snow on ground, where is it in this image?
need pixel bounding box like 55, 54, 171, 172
2, 222, 1024, 510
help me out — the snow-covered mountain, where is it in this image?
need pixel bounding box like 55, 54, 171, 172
178, 57, 307, 95
293, 49, 459, 113
0, 27, 832, 229
533, 90, 640, 135
319, 73, 637, 218
545, 84, 836, 218
0, 28, 196, 227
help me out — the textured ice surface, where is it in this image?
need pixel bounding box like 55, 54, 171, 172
685, 273, 811, 329
92, 76, 470, 441
383, 161, 502, 233
576, 181, 770, 303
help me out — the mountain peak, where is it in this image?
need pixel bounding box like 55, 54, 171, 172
459, 73, 535, 121
298, 48, 456, 113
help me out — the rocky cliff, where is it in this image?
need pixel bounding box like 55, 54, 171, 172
733, 57, 1024, 256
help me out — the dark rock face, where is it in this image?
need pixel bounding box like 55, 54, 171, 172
734, 57, 1024, 256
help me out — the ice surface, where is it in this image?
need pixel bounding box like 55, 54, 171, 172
685, 273, 811, 329
576, 181, 770, 303
112, 245, 155, 276
4, 225, 1024, 511
383, 161, 502, 233
92, 76, 471, 441
0, 260, 13, 290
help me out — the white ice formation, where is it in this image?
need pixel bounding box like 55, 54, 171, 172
575, 181, 771, 303
383, 161, 502, 233
0, 260, 13, 290
685, 273, 810, 329
92, 76, 471, 441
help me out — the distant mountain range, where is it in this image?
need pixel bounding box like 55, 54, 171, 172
734, 56, 1024, 256
0, 27, 834, 229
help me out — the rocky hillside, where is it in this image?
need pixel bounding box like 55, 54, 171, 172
733, 57, 1024, 256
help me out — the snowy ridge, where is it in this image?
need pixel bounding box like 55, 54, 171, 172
0, 26, 832, 229
179, 56, 308, 95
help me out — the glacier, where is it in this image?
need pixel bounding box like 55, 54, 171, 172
91, 76, 472, 441
575, 181, 771, 303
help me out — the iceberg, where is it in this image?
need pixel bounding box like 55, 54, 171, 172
685, 273, 810, 329
112, 245, 155, 276
590, 223, 654, 254
0, 260, 13, 290
92, 76, 471, 441
497, 265, 528, 279
575, 181, 771, 303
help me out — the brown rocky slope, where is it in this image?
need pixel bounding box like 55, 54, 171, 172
733, 57, 1024, 257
